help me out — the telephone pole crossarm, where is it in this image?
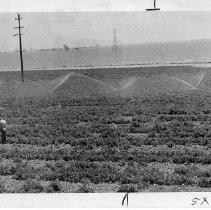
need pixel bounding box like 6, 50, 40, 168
14, 26, 24, 29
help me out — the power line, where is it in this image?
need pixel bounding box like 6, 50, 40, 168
14, 13, 24, 82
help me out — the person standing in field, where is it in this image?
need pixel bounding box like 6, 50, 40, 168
0, 119, 7, 144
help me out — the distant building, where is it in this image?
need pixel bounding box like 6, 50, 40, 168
63, 44, 70, 51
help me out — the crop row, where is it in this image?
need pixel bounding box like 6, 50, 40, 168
1, 157, 211, 190
0, 143, 211, 165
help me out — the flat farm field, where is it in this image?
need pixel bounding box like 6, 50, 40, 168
0, 66, 210, 193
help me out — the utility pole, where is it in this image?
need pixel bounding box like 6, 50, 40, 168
112, 28, 118, 53
14, 13, 24, 82
146, 0, 160, 11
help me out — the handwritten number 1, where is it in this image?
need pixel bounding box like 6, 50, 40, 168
122, 192, 130, 207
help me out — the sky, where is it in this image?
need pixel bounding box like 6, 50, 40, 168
1, 1, 211, 51
1, 0, 211, 12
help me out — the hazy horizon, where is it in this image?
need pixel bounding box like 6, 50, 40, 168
3, 38, 211, 53
1, 12, 211, 51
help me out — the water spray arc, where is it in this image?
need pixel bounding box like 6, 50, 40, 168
49, 74, 72, 92
194, 72, 207, 88
49, 73, 118, 92
26, 78, 53, 93
42, 73, 130, 94
170, 72, 207, 90
170, 76, 196, 90
0, 71, 207, 98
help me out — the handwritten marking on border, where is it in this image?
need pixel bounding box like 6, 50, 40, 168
122, 193, 130, 207
191, 197, 209, 206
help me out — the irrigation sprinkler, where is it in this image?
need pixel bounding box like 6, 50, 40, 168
146, 0, 160, 11
14, 13, 24, 82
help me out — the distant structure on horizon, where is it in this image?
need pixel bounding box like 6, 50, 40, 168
112, 28, 118, 53
63, 44, 70, 51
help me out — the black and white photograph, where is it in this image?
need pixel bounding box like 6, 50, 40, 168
0, 0, 211, 208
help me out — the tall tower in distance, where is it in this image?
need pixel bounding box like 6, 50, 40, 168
112, 28, 118, 53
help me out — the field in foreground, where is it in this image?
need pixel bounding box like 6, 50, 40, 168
0, 66, 210, 192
